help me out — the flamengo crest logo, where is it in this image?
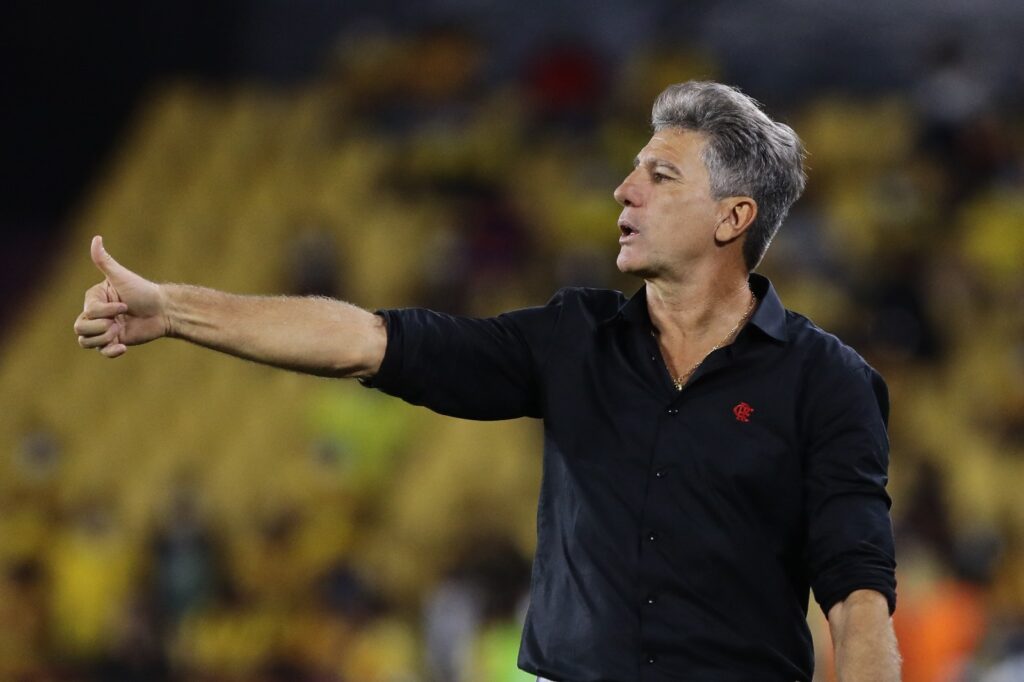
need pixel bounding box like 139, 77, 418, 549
733, 402, 754, 423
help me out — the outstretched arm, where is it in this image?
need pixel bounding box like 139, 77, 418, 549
828, 589, 901, 682
74, 236, 386, 378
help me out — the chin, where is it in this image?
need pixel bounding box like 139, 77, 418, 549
616, 254, 655, 279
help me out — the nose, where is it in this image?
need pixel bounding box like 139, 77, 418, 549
614, 169, 640, 207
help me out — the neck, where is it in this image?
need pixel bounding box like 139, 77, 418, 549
645, 262, 753, 342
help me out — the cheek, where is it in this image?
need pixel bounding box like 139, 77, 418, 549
666, 201, 716, 236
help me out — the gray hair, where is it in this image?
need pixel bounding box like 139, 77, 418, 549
651, 81, 807, 270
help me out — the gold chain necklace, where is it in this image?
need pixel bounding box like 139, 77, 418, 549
658, 291, 757, 391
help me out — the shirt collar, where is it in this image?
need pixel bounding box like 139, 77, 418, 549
598, 272, 789, 343
747, 273, 788, 342
597, 283, 650, 329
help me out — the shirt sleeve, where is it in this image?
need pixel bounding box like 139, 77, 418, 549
359, 290, 566, 420
801, 363, 897, 617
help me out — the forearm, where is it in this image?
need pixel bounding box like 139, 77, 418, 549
161, 283, 386, 378
829, 589, 901, 682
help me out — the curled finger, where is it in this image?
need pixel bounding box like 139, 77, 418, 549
84, 300, 128, 320
74, 316, 114, 337
78, 323, 120, 349
99, 343, 127, 358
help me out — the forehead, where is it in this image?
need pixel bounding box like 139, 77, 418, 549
635, 128, 709, 171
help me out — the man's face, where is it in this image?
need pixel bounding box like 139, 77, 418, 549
613, 128, 723, 278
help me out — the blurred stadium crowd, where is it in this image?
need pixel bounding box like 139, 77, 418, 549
2, 8, 1024, 682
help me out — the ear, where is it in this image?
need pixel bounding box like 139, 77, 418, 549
713, 197, 758, 244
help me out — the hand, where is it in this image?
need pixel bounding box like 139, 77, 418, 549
74, 236, 170, 358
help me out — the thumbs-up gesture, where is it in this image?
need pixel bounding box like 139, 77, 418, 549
74, 236, 170, 358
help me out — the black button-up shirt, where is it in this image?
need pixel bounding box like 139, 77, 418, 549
363, 274, 896, 682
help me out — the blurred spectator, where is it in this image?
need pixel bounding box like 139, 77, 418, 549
96, 590, 169, 682
287, 222, 343, 299
911, 37, 1017, 205
913, 37, 995, 157
150, 482, 226, 632
0, 559, 48, 678
423, 573, 482, 682
897, 457, 955, 565
862, 248, 945, 364
16, 424, 63, 486
523, 40, 606, 132
48, 500, 138, 662
423, 539, 531, 682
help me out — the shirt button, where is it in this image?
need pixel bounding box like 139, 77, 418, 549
646, 531, 657, 542
654, 469, 666, 478
645, 594, 657, 605
666, 407, 679, 415
646, 654, 656, 664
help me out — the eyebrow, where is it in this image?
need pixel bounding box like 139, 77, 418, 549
633, 156, 683, 176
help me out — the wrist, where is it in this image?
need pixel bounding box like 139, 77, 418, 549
158, 283, 178, 339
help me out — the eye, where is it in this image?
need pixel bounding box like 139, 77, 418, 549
652, 172, 667, 182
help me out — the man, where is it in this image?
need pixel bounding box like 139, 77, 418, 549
75, 81, 900, 681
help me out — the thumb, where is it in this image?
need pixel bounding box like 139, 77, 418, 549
90, 235, 130, 281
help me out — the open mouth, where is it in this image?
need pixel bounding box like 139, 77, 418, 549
619, 221, 639, 237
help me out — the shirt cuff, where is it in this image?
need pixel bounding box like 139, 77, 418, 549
358, 310, 403, 394
813, 551, 897, 616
